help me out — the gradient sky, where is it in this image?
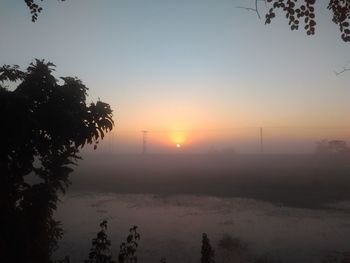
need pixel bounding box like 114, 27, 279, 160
1, 0, 349, 153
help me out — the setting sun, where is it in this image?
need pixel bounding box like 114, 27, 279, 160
169, 130, 187, 146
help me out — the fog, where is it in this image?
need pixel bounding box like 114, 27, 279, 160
3, 1, 350, 262
71, 153, 350, 209
52, 153, 350, 262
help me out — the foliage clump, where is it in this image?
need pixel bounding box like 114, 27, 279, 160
265, 0, 350, 42
0, 59, 113, 263
85, 220, 115, 263
24, 0, 66, 22
85, 222, 141, 263
118, 226, 140, 263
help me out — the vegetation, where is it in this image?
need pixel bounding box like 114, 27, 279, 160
0, 60, 114, 263
83, 224, 216, 263
265, 0, 350, 42
201, 233, 215, 263
85, 220, 115, 263
84, 222, 141, 263
118, 226, 140, 263
22, 0, 350, 43
3, 1, 349, 262
81, 224, 350, 263
24, 0, 65, 22
315, 140, 350, 154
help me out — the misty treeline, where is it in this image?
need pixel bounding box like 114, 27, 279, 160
315, 140, 350, 155
0, 60, 114, 262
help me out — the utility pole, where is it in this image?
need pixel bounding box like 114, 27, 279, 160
141, 130, 148, 154
260, 127, 263, 154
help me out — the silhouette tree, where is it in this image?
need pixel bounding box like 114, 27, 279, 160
0, 59, 114, 263
85, 220, 115, 263
118, 226, 140, 263
85, 222, 141, 263
201, 233, 215, 263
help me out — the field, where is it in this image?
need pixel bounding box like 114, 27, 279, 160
53, 153, 350, 262
71, 153, 350, 209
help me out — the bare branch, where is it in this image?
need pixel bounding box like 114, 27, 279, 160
255, 0, 260, 19
334, 67, 350, 76
237, 0, 266, 20
236, 6, 261, 19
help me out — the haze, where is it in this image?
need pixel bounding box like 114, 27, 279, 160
2, 1, 350, 263
1, 0, 350, 154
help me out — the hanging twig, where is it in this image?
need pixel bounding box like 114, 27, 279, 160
236, 0, 266, 20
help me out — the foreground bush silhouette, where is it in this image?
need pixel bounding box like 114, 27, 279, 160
0, 60, 113, 263
85, 220, 115, 263
85, 221, 140, 263
118, 225, 140, 263
85, 223, 216, 263
201, 233, 215, 263
77, 223, 350, 263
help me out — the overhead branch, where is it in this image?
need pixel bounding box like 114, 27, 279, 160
334, 67, 350, 76
236, 0, 267, 20
236, 6, 261, 19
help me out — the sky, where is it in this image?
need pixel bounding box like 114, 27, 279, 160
1, 0, 350, 153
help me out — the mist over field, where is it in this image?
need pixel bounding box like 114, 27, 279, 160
3, 1, 350, 263
52, 153, 350, 263
71, 153, 350, 209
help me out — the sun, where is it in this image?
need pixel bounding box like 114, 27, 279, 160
176, 143, 181, 148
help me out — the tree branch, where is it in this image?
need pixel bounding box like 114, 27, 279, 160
334, 67, 350, 76
236, 6, 261, 19
236, 0, 266, 20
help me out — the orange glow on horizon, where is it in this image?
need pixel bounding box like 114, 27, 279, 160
169, 130, 187, 145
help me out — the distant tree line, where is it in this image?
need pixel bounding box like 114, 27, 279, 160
315, 140, 350, 154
